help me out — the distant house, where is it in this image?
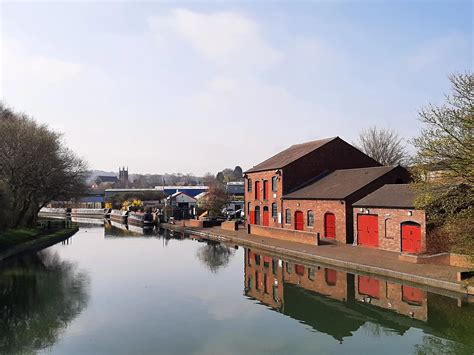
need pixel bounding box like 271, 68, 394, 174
226, 182, 244, 213
166, 191, 197, 220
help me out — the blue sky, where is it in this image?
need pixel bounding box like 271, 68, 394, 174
1, 1, 472, 175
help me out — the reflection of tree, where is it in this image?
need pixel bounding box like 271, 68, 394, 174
0, 251, 90, 353
196, 242, 235, 273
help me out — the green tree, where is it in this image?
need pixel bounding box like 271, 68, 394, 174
412, 73, 473, 258
198, 185, 230, 217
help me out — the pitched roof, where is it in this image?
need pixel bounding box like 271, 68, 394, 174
353, 184, 416, 208
282, 166, 398, 200
245, 137, 337, 173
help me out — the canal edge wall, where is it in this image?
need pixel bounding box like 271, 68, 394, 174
0, 227, 79, 264
163, 224, 473, 296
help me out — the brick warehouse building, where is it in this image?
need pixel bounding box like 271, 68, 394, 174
352, 184, 426, 253
244, 137, 410, 245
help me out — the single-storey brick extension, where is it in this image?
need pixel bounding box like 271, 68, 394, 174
244, 137, 423, 252
353, 184, 426, 253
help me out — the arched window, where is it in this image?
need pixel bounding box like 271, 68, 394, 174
247, 178, 252, 192
285, 209, 291, 224
272, 176, 278, 192
271, 203, 277, 218
307, 210, 314, 226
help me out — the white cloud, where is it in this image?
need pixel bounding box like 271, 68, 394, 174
147, 8, 282, 69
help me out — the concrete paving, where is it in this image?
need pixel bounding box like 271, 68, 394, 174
163, 223, 473, 295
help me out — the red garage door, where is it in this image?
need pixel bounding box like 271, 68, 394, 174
357, 215, 379, 247
324, 213, 336, 239
295, 211, 304, 231
358, 275, 380, 299
401, 222, 422, 253
402, 285, 424, 306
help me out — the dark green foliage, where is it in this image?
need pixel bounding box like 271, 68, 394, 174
0, 251, 89, 353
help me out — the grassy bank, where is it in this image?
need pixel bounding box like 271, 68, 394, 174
0, 228, 41, 250
0, 225, 79, 263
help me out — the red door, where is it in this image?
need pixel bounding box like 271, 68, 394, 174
324, 213, 336, 238
263, 207, 269, 226
255, 181, 260, 200
402, 285, 424, 305
358, 275, 380, 298
249, 210, 255, 224
325, 268, 337, 286
357, 215, 379, 247
401, 222, 422, 253
295, 211, 304, 230
263, 180, 269, 200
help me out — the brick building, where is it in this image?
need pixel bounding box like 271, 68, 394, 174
244, 137, 410, 245
353, 184, 426, 253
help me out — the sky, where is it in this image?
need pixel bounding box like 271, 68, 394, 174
0, 1, 472, 175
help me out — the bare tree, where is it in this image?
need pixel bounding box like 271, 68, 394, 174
355, 126, 408, 166
0, 103, 88, 228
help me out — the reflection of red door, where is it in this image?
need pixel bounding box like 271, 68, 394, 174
402, 285, 424, 305
295, 211, 304, 230
295, 264, 305, 276
263, 207, 269, 226
357, 215, 379, 247
358, 275, 380, 298
402, 223, 422, 253
325, 268, 337, 285
324, 213, 336, 238
255, 181, 261, 200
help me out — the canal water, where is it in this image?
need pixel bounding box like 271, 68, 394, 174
0, 222, 473, 354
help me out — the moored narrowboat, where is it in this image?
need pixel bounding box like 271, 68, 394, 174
128, 211, 155, 228
110, 209, 128, 224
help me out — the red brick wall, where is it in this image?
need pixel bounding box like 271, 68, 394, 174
221, 221, 238, 231
353, 207, 426, 253
245, 170, 283, 228
244, 249, 284, 309
281, 200, 347, 243
249, 224, 319, 245
283, 265, 349, 302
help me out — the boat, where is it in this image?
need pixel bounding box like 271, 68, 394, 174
110, 209, 128, 224
70, 208, 106, 219
128, 211, 155, 228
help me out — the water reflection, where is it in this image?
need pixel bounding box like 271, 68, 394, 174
196, 241, 236, 273
244, 248, 474, 351
0, 251, 90, 354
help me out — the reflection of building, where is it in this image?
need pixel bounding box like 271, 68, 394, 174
244, 248, 432, 341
